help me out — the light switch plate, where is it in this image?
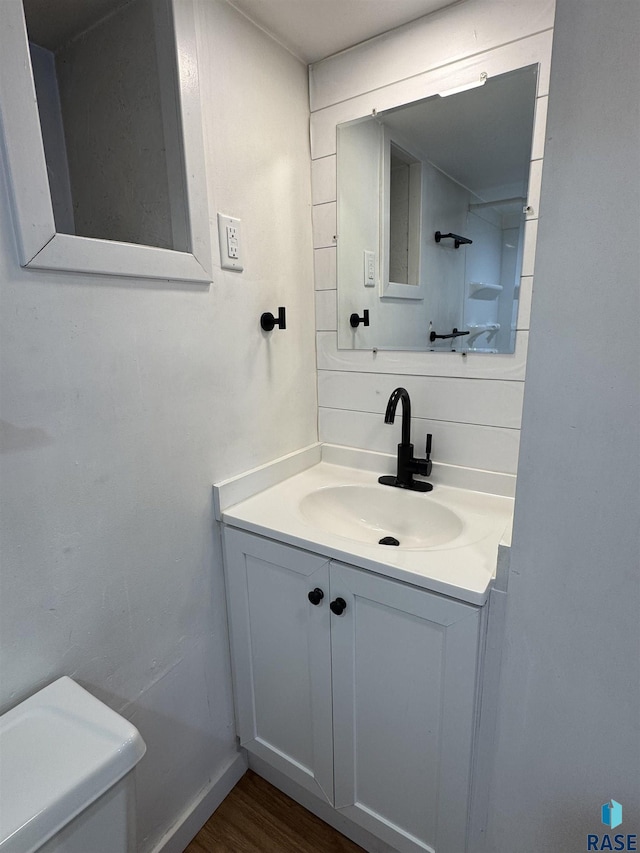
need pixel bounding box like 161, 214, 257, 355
364, 250, 375, 287
217, 213, 243, 271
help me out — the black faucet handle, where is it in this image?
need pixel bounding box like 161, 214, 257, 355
424, 433, 433, 476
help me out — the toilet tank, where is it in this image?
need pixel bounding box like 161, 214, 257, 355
0, 677, 146, 853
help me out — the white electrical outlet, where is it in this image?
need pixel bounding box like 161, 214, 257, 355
217, 213, 243, 271
227, 225, 238, 258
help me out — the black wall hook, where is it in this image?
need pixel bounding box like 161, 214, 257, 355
430, 327, 470, 342
434, 231, 472, 249
260, 307, 286, 331
350, 310, 370, 328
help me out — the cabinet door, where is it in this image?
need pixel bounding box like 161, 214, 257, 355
223, 529, 334, 803
330, 562, 481, 853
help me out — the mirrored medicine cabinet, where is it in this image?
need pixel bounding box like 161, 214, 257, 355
337, 65, 538, 354
0, 0, 211, 282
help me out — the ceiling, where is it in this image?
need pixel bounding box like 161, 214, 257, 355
225, 0, 462, 64
23, 0, 461, 62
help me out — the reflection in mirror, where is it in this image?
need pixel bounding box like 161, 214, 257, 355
337, 65, 538, 354
379, 133, 425, 306
389, 146, 413, 284
23, 0, 188, 252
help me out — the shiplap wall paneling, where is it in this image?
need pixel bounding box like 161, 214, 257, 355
311, 156, 336, 206
312, 203, 336, 249
531, 96, 548, 160
517, 277, 533, 330
309, 0, 555, 111
521, 219, 537, 278
526, 159, 544, 220
317, 372, 524, 429
315, 290, 337, 332
318, 408, 520, 474
314, 247, 336, 291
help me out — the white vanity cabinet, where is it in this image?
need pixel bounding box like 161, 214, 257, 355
223, 528, 335, 804
223, 527, 484, 853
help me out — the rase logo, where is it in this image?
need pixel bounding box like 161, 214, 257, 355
587, 800, 637, 851
603, 801, 624, 831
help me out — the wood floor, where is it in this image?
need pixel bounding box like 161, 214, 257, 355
184, 771, 365, 853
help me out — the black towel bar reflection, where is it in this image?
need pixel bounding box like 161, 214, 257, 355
434, 231, 472, 249
260, 307, 286, 331
350, 310, 370, 328
430, 327, 470, 342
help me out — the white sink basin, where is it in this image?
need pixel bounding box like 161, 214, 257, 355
299, 484, 463, 549
218, 459, 514, 604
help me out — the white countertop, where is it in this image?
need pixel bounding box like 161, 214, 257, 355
220, 460, 513, 606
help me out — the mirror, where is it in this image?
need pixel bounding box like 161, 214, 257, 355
23, 0, 188, 252
337, 65, 538, 353
0, 0, 211, 282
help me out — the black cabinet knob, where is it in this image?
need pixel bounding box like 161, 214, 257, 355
308, 588, 324, 606
330, 597, 347, 616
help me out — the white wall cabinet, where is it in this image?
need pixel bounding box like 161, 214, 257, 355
223, 528, 483, 853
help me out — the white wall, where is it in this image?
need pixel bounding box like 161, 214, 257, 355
310, 0, 553, 476
0, 2, 317, 850
486, 1, 640, 849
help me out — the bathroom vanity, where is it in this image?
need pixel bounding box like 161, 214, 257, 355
216, 447, 513, 853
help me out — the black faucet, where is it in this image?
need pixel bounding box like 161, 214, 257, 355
378, 388, 433, 492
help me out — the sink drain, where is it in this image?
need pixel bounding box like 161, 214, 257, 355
378, 536, 400, 546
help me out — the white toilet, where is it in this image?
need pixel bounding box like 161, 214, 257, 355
0, 676, 146, 853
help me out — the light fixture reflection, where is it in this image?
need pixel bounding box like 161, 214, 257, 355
438, 71, 488, 98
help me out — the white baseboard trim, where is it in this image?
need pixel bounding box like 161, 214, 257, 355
148, 752, 247, 853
